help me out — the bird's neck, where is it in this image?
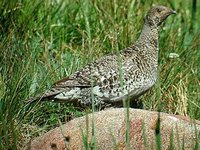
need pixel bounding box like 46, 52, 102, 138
137, 23, 159, 78
137, 23, 159, 49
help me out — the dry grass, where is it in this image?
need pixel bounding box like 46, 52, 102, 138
0, 0, 199, 149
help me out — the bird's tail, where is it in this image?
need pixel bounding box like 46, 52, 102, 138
25, 90, 62, 104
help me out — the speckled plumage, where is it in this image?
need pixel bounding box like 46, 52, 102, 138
30, 5, 176, 109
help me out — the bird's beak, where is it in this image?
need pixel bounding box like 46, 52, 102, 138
165, 8, 176, 18
170, 9, 176, 14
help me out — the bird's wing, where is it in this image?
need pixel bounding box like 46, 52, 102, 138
51, 55, 122, 89
42, 73, 93, 99
52, 76, 92, 88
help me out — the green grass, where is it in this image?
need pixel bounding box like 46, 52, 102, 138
0, 0, 199, 149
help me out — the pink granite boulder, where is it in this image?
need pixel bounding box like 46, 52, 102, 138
27, 108, 200, 150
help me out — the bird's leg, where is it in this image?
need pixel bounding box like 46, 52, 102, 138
129, 97, 143, 109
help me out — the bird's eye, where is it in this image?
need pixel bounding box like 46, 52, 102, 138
157, 8, 162, 13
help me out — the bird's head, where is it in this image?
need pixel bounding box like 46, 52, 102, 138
145, 5, 176, 27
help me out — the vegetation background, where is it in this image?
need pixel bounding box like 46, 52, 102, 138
0, 0, 199, 149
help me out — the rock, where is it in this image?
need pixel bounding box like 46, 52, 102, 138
27, 108, 200, 150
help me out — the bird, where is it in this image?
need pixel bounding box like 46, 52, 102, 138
28, 5, 176, 109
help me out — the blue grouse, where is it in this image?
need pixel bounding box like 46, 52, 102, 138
29, 5, 176, 109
